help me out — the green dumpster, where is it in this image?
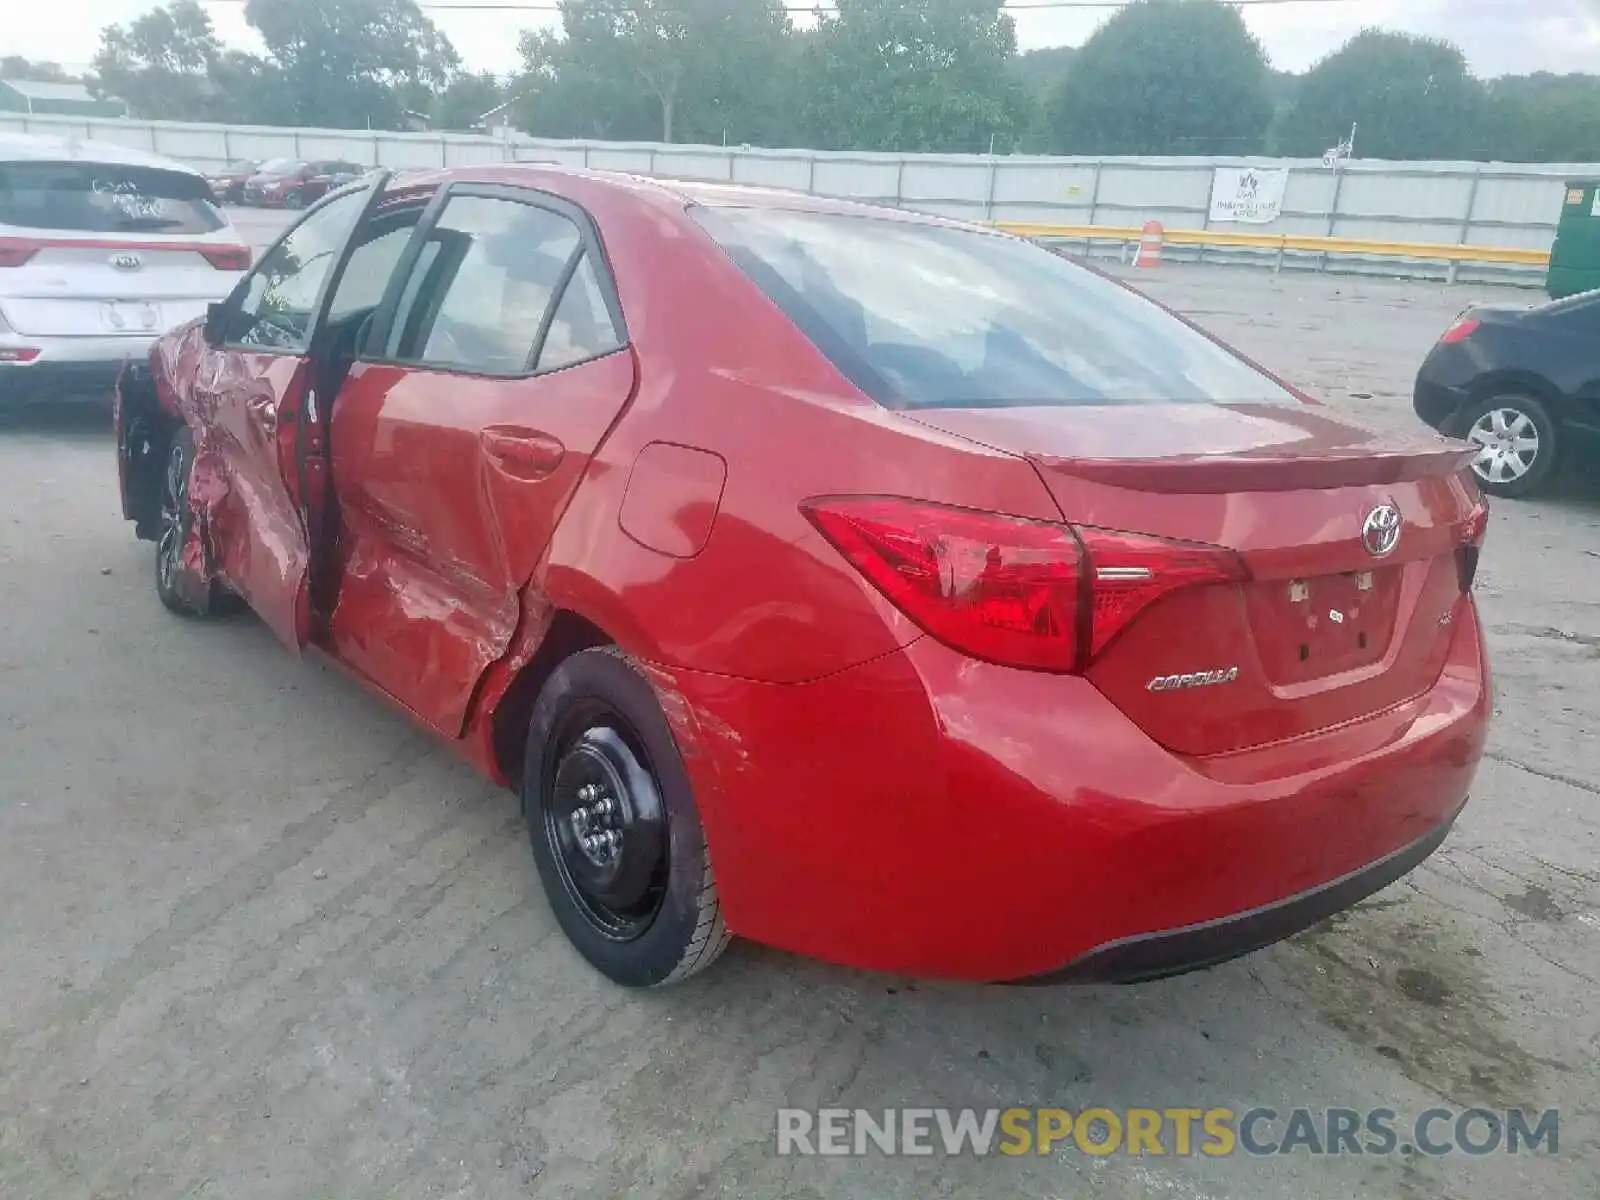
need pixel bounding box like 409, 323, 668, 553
1546, 178, 1600, 299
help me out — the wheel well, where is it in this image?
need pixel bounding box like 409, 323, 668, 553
492, 609, 613, 788
120, 368, 180, 542
1466, 370, 1562, 422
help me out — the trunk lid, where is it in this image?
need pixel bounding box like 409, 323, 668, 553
906, 402, 1484, 757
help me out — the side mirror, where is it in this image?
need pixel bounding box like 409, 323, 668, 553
203, 301, 229, 348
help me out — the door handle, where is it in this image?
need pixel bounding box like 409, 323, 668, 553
249, 397, 278, 432
481, 428, 566, 479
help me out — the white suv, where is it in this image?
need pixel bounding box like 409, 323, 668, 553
0, 133, 252, 404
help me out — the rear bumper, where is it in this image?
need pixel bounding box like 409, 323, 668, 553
662, 594, 1490, 983
0, 341, 144, 402
0, 355, 145, 406
1017, 797, 1465, 984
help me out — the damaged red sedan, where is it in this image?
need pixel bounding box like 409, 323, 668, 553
115, 166, 1492, 989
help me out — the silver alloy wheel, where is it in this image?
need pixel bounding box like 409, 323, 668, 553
1466, 405, 1540, 485
157, 440, 185, 593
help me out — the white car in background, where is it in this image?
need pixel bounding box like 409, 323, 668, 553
0, 133, 252, 404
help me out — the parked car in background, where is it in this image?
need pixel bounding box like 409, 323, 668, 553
206, 159, 262, 205
243, 159, 366, 209
115, 167, 1491, 990
1414, 292, 1600, 497
0, 133, 251, 405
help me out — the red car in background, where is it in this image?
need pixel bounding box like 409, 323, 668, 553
242, 158, 366, 209
206, 159, 262, 205
114, 166, 1492, 990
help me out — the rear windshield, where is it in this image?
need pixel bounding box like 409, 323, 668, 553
0, 161, 225, 234
692, 207, 1299, 409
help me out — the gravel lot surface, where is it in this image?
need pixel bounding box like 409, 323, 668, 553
2, 219, 1596, 1199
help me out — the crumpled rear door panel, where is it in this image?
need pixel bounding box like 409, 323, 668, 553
327, 349, 639, 735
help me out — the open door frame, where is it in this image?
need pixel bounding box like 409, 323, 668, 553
280, 170, 395, 642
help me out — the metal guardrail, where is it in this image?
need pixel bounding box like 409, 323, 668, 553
995, 222, 1550, 279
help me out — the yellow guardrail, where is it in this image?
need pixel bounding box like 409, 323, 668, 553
992, 222, 1550, 268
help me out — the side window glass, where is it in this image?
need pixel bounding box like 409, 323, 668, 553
537, 252, 622, 372
229, 189, 367, 352
392, 194, 582, 375
326, 220, 417, 323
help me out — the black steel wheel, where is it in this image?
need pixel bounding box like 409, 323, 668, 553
544, 717, 669, 940
524, 647, 730, 987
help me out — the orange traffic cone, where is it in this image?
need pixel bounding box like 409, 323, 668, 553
1135, 220, 1164, 268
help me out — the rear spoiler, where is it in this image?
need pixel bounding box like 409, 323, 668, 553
1029, 443, 1478, 494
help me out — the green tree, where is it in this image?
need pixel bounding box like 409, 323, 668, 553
511, 26, 658, 140
1485, 73, 1600, 162
512, 0, 797, 145
1275, 29, 1488, 160
93, 0, 225, 120
1, 57, 74, 82
243, 0, 460, 130
207, 50, 293, 127
1013, 45, 1075, 101
433, 71, 507, 131
1046, 0, 1271, 155
802, 0, 1029, 153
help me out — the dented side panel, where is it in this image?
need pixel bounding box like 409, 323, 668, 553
199, 349, 312, 650
326, 351, 639, 737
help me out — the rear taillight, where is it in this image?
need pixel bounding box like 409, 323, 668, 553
0, 348, 41, 363
0, 240, 40, 268
1456, 501, 1489, 592
201, 245, 252, 270
1439, 317, 1480, 344
801, 496, 1247, 673
1074, 526, 1249, 657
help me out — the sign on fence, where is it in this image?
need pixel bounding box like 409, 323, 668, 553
1208, 167, 1288, 224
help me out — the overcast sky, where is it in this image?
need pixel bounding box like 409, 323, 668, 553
5, 0, 1598, 80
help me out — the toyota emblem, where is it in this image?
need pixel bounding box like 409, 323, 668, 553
111, 252, 143, 271
1361, 503, 1402, 557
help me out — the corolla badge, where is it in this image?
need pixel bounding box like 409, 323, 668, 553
110, 252, 143, 272
1361, 503, 1402, 558
1146, 667, 1240, 692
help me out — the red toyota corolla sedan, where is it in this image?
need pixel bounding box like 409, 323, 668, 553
114, 165, 1492, 989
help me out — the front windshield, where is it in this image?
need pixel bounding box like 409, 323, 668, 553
692, 206, 1300, 410
256, 158, 299, 175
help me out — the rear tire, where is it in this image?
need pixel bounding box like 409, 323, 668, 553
155, 426, 238, 618
1456, 393, 1559, 498
522, 647, 731, 988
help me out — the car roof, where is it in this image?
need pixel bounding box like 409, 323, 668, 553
398, 162, 978, 232
0, 131, 205, 178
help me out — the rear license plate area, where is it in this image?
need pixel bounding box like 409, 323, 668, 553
101, 300, 163, 333
1246, 568, 1402, 684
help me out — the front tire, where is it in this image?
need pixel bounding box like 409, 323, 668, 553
523, 647, 731, 988
155, 426, 235, 618
283, 189, 305, 210
1457, 393, 1559, 498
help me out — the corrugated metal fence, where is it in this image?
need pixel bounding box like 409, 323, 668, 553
3, 110, 1590, 284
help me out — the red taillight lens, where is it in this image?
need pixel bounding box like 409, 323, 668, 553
0, 240, 40, 268
201, 245, 252, 270
801, 497, 1247, 673
802, 497, 1084, 671
1075, 526, 1249, 657
1456, 500, 1489, 591
1439, 317, 1479, 344
0, 347, 41, 363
